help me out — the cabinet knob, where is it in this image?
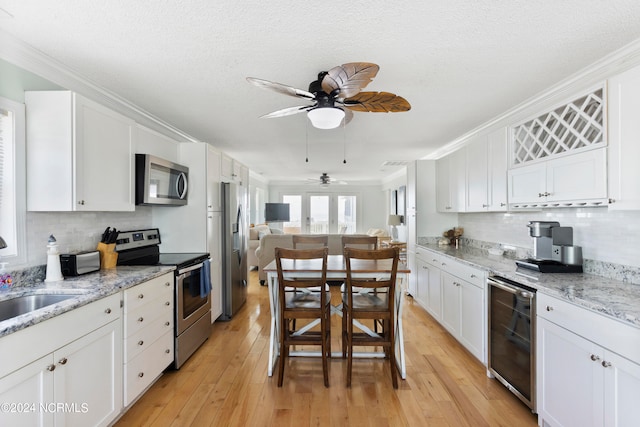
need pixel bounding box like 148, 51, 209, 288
538, 193, 544, 198
441, 263, 446, 267
546, 306, 554, 311
482, 204, 489, 208
138, 372, 144, 378
138, 294, 144, 299
58, 357, 68, 365
165, 301, 171, 306
500, 203, 506, 207
590, 354, 600, 362
78, 200, 85, 205
165, 321, 170, 327
47, 364, 56, 372
165, 282, 171, 287
138, 317, 144, 322
470, 274, 477, 278
105, 308, 112, 314
138, 340, 144, 346
165, 349, 171, 354
609, 198, 616, 204
602, 361, 612, 368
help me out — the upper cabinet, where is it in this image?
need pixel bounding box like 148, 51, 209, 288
507, 87, 608, 209
608, 65, 640, 210
25, 91, 135, 211
465, 127, 508, 212
436, 149, 466, 212
220, 153, 248, 186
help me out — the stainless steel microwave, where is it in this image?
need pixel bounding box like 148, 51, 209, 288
135, 154, 189, 206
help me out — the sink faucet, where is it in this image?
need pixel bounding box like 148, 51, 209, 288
0, 235, 6, 249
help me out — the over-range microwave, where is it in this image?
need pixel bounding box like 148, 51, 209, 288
135, 154, 189, 206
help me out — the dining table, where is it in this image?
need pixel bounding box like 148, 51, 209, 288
263, 254, 410, 379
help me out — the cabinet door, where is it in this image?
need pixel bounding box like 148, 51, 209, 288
465, 136, 489, 212
441, 272, 461, 336
207, 147, 222, 212
220, 153, 233, 181
608, 66, 640, 210
508, 162, 546, 205
537, 317, 602, 427
0, 354, 55, 427
54, 320, 123, 427
405, 162, 417, 248
449, 150, 466, 212
603, 350, 640, 427
415, 257, 429, 308
208, 211, 223, 321
546, 148, 607, 203
426, 260, 442, 320
406, 249, 417, 297
74, 94, 135, 211
436, 156, 451, 212
459, 281, 484, 362
487, 127, 508, 211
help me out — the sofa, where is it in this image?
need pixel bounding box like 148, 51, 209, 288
254, 233, 371, 284
248, 224, 283, 268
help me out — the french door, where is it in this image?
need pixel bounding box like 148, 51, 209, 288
281, 193, 357, 234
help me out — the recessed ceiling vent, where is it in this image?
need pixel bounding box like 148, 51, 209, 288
381, 160, 411, 167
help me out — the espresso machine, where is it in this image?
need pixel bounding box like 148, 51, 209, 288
516, 221, 583, 273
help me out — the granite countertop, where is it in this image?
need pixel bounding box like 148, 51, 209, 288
416, 244, 640, 329
0, 266, 176, 338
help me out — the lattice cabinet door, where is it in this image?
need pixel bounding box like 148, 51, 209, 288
511, 87, 606, 166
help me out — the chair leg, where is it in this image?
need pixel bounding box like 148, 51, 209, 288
346, 314, 353, 387
389, 319, 398, 389
278, 318, 287, 387
322, 308, 329, 387
342, 303, 348, 358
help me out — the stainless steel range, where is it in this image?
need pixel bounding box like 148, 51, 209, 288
116, 228, 211, 369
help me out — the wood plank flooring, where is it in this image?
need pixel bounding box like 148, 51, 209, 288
115, 270, 538, 426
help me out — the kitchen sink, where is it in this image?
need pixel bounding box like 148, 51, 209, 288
0, 294, 81, 322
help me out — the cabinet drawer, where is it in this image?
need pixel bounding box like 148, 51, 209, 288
441, 259, 485, 288
124, 273, 173, 313
125, 316, 174, 361
124, 294, 173, 338
538, 293, 640, 363
124, 331, 173, 405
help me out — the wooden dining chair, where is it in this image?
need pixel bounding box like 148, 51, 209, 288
342, 247, 400, 388
341, 235, 378, 250
275, 247, 331, 387
292, 234, 329, 249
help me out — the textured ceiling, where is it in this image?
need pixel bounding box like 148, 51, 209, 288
2, 1, 640, 184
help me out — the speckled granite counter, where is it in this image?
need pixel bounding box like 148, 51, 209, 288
0, 266, 175, 338
416, 244, 640, 329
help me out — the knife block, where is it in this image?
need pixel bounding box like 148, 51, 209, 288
97, 242, 118, 269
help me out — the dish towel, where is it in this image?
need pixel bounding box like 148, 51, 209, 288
200, 259, 212, 297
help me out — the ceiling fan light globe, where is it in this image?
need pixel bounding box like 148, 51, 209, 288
307, 107, 345, 129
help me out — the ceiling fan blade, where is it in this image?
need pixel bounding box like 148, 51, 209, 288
259, 105, 313, 119
343, 91, 411, 113
246, 77, 315, 100
343, 108, 354, 125
321, 62, 379, 99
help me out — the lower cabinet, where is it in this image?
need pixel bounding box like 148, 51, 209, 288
413, 248, 486, 363
537, 293, 640, 427
0, 293, 122, 427
123, 272, 174, 406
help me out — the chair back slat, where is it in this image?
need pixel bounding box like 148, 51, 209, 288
341, 235, 378, 251
292, 234, 329, 249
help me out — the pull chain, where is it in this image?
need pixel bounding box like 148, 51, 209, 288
342, 119, 347, 164
305, 121, 309, 163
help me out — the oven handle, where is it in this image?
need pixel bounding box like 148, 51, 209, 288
488, 276, 535, 299
177, 262, 204, 277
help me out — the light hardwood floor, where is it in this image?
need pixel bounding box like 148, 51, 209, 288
115, 270, 538, 426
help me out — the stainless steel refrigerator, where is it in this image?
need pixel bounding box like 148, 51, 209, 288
220, 182, 247, 320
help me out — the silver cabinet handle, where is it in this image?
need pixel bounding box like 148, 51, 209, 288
546, 306, 554, 311
138, 294, 144, 299
165, 349, 171, 354
165, 321, 170, 326
165, 301, 171, 306
138, 340, 144, 346
47, 364, 56, 372
590, 354, 600, 362
138, 317, 144, 322
58, 357, 68, 365
138, 372, 144, 378
105, 308, 112, 314
602, 361, 612, 368
165, 282, 171, 287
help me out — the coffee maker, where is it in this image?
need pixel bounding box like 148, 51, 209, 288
516, 221, 583, 273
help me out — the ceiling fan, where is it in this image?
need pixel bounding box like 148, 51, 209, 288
306, 173, 347, 186
247, 62, 411, 129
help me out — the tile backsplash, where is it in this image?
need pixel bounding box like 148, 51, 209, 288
456, 207, 640, 269
25, 208, 153, 266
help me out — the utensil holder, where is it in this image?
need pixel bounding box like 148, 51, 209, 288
97, 242, 118, 269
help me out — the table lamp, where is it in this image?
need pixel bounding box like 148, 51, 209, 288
388, 214, 403, 242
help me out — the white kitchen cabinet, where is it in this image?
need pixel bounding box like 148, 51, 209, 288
220, 153, 234, 182
537, 293, 640, 427
208, 211, 223, 320
608, 65, 640, 210
466, 128, 509, 212
25, 91, 135, 211
0, 293, 122, 427
436, 149, 466, 212
123, 273, 174, 406
207, 148, 222, 212
508, 148, 608, 208
413, 248, 442, 321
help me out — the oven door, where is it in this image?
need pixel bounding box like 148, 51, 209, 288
176, 262, 211, 335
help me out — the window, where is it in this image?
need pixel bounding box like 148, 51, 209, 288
0, 97, 26, 264
280, 192, 359, 234
282, 195, 302, 234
